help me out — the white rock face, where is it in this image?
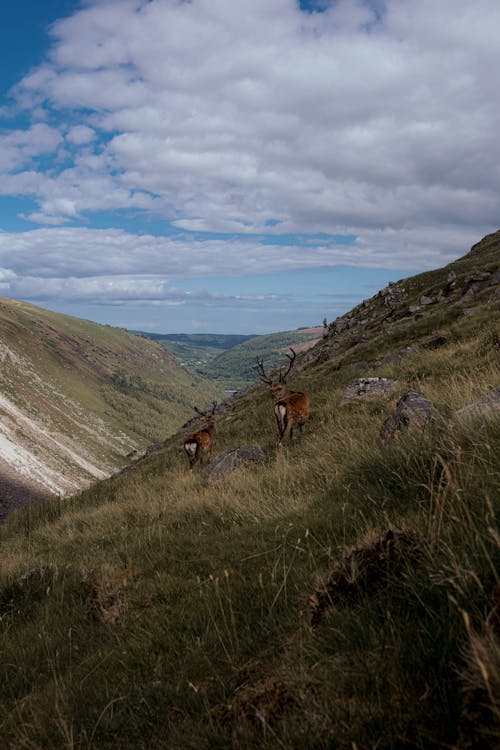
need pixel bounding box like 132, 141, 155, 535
0, 345, 136, 507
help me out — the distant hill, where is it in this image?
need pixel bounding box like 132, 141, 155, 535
137, 327, 324, 389
202, 326, 324, 387
0, 298, 219, 512
136, 332, 254, 349
132, 332, 255, 376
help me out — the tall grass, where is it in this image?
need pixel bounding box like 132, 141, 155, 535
1, 308, 499, 748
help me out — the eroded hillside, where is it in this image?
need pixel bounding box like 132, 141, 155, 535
0, 298, 220, 515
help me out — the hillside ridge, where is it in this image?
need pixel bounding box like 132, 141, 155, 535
0, 297, 219, 516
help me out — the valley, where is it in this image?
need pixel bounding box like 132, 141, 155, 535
0, 231, 499, 748
137, 326, 325, 390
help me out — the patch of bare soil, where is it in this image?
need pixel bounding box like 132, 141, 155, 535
308, 527, 420, 626
212, 527, 421, 739
213, 675, 298, 733
283, 338, 321, 354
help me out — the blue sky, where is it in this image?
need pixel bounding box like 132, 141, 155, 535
0, 0, 498, 334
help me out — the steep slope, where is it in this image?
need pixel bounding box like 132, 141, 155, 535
0, 297, 219, 512
309, 228, 500, 370
0, 232, 499, 749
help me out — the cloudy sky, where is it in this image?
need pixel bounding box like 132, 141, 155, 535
0, 0, 498, 334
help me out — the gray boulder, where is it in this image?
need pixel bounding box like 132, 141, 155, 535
455, 387, 500, 422
343, 377, 399, 403
380, 282, 407, 308
380, 390, 438, 441
202, 444, 266, 484
329, 317, 349, 335
420, 295, 434, 306
444, 271, 457, 295
458, 271, 493, 303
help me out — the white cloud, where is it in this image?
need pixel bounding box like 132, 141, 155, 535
0, 223, 480, 299
0, 0, 495, 247
66, 125, 96, 145
0, 124, 62, 172
0, 265, 285, 308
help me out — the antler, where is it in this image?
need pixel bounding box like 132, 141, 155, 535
193, 403, 218, 419
256, 356, 273, 385
278, 348, 296, 384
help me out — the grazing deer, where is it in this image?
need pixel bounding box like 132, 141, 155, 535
183, 402, 217, 470
256, 348, 310, 447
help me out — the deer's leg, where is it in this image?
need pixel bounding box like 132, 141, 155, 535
278, 416, 292, 446
185, 441, 197, 471
275, 403, 288, 448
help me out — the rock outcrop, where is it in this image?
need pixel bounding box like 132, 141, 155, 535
343, 377, 399, 403
202, 444, 266, 484
455, 387, 500, 422
380, 390, 438, 441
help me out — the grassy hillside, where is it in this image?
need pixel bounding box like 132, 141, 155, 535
202, 327, 324, 388
0, 233, 499, 748
138, 328, 324, 389
133, 332, 255, 376
0, 298, 220, 506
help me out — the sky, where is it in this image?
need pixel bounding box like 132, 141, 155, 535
0, 0, 499, 334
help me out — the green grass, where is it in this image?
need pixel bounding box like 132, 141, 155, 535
1, 363, 498, 747
0, 236, 499, 748
134, 332, 255, 382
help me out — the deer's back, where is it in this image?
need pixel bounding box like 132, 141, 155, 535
276, 391, 310, 424
185, 427, 214, 452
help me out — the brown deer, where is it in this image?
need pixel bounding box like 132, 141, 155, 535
256, 348, 310, 447
183, 402, 217, 470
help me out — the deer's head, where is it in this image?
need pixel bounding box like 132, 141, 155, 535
256, 348, 297, 400
193, 401, 218, 427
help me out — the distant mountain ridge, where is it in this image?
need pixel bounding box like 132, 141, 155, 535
137, 327, 324, 388
135, 332, 255, 349
203, 326, 324, 386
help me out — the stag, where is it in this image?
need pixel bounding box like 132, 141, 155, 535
183, 402, 217, 470
256, 348, 310, 447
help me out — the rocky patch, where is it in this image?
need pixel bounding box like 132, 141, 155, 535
343, 377, 399, 403
455, 387, 500, 422
379, 390, 438, 441
202, 444, 266, 484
